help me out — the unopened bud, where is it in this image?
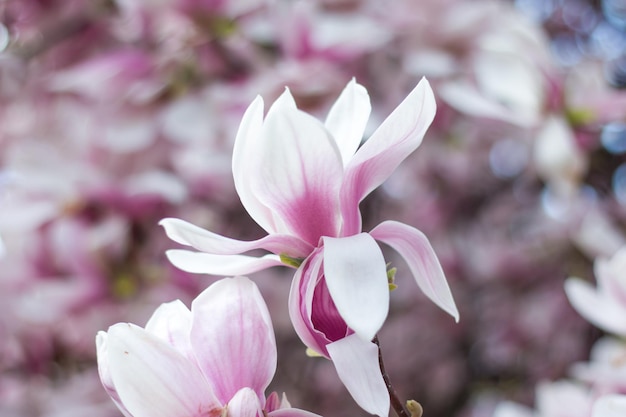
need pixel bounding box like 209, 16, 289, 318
406, 400, 423, 417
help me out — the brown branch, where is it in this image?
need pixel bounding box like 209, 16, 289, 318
373, 336, 410, 417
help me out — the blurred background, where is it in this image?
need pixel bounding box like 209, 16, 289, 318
1, 0, 626, 416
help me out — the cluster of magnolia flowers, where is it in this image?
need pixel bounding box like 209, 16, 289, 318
99, 78, 459, 417
490, 246, 626, 417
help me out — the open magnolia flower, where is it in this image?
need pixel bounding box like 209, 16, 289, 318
160, 78, 459, 416
96, 276, 320, 417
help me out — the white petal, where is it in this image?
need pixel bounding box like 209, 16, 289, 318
227, 388, 264, 417
166, 250, 284, 276
592, 395, 626, 417
370, 221, 459, 321
144, 300, 193, 359
323, 234, 388, 341
160, 218, 313, 258
564, 278, 626, 335
232, 95, 278, 234
106, 323, 221, 417
341, 78, 436, 235
325, 78, 371, 166
327, 335, 389, 417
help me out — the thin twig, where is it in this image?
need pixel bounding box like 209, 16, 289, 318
373, 336, 410, 417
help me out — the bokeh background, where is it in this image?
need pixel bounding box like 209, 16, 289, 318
1, 0, 626, 416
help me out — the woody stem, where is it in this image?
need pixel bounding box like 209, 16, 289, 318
373, 336, 410, 417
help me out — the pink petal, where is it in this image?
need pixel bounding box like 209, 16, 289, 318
326, 334, 389, 417
340, 78, 436, 235
370, 221, 459, 321
251, 88, 344, 246
144, 300, 193, 360
165, 250, 284, 275
226, 388, 264, 417
325, 78, 371, 166
231, 96, 279, 235
288, 247, 333, 357
564, 278, 626, 335
190, 277, 277, 406
106, 323, 221, 417
323, 234, 388, 341
160, 218, 313, 259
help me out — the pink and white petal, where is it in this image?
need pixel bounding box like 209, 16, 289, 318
144, 300, 193, 359
323, 234, 388, 341
160, 218, 313, 259
166, 250, 284, 276
226, 388, 264, 417
565, 278, 626, 336
340, 78, 436, 236
231, 96, 278, 234
288, 248, 332, 357
107, 323, 221, 417
252, 94, 343, 246
191, 277, 277, 406
592, 395, 626, 417
326, 334, 389, 417
370, 221, 459, 321
96, 332, 134, 417
325, 78, 371, 166
269, 409, 323, 417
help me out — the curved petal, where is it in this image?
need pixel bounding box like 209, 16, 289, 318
232, 96, 278, 234
251, 89, 344, 246
96, 332, 134, 417
160, 218, 313, 259
144, 300, 193, 360
288, 247, 333, 358
326, 334, 389, 417
191, 277, 277, 406
106, 323, 221, 417
323, 234, 388, 341
325, 78, 371, 166
564, 278, 626, 335
592, 395, 626, 417
227, 388, 264, 417
340, 78, 436, 235
370, 221, 459, 321
166, 250, 284, 275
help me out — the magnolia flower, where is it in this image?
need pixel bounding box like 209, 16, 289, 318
160, 78, 459, 416
96, 276, 320, 417
565, 246, 626, 336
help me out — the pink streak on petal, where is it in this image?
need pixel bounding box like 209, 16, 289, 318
160, 218, 313, 259
165, 250, 284, 276
252, 95, 343, 246
340, 78, 436, 236
190, 277, 277, 406
370, 221, 459, 321
106, 323, 221, 417
327, 335, 390, 417
323, 234, 389, 341
96, 332, 134, 417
